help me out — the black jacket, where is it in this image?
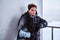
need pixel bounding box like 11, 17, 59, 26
17, 11, 48, 40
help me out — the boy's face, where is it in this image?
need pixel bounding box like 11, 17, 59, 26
28, 7, 37, 16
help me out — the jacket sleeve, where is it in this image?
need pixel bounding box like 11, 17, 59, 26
17, 14, 29, 39
18, 14, 27, 31
39, 18, 48, 28
37, 18, 48, 40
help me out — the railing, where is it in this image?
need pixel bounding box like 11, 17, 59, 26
47, 26, 60, 40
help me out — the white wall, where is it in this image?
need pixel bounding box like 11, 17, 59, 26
43, 27, 52, 40
43, 0, 60, 21
0, 0, 42, 40
54, 28, 60, 40
43, 0, 60, 40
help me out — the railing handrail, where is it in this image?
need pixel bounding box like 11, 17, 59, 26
44, 26, 60, 40
47, 26, 60, 28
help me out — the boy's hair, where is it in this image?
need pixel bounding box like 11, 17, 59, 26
28, 4, 37, 10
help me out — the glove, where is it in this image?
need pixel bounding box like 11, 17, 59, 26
19, 30, 31, 38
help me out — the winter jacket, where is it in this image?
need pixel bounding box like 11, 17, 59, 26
17, 11, 48, 40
